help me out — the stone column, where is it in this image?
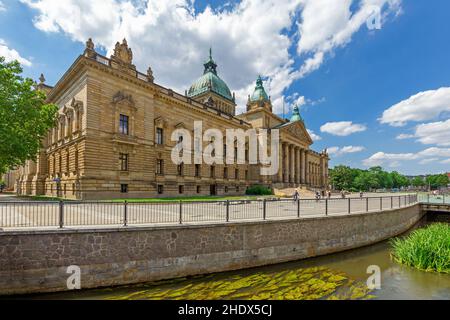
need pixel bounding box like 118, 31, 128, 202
289, 144, 295, 183
295, 147, 300, 184
277, 143, 283, 183
305, 151, 309, 185
284, 143, 289, 183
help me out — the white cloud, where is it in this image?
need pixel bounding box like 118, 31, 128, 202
0, 1, 6, 12
396, 133, 414, 140
327, 145, 365, 156
419, 158, 438, 165
414, 119, 450, 147
21, 0, 402, 115
0, 39, 32, 66
363, 147, 450, 167
395, 119, 450, 146
320, 121, 367, 136
380, 87, 450, 127
307, 129, 322, 141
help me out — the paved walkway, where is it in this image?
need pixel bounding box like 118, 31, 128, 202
0, 193, 417, 230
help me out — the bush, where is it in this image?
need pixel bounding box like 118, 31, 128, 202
245, 185, 273, 196
391, 223, 450, 273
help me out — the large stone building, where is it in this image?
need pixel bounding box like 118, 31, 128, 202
15, 39, 329, 199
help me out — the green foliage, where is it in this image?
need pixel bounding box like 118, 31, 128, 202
0, 57, 58, 175
245, 185, 273, 195
329, 165, 411, 192
411, 176, 426, 187
391, 223, 450, 274
425, 174, 449, 189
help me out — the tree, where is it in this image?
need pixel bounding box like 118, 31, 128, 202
411, 176, 425, 188
329, 166, 355, 191
0, 57, 58, 175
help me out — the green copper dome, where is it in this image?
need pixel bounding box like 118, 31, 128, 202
290, 104, 303, 122
250, 76, 269, 102
187, 49, 233, 101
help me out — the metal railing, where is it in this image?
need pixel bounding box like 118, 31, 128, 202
418, 193, 449, 205
0, 194, 419, 230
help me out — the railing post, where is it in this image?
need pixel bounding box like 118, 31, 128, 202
325, 199, 328, 216
179, 200, 182, 224
348, 198, 351, 214
427, 194, 430, 203
399, 196, 401, 207
297, 199, 300, 218
59, 200, 64, 228
443, 194, 445, 205
263, 199, 267, 220
123, 200, 128, 227
366, 197, 369, 212
380, 197, 382, 211
226, 200, 230, 222
391, 196, 393, 209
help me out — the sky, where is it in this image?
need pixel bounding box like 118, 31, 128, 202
0, 0, 449, 175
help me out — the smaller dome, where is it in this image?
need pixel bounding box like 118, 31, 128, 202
290, 105, 303, 122
250, 76, 269, 102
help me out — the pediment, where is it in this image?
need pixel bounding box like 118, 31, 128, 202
112, 91, 135, 108
279, 121, 313, 145
154, 116, 167, 128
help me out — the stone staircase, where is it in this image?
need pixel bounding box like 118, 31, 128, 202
273, 186, 315, 198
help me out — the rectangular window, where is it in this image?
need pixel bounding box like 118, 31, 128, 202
156, 159, 164, 175
157, 185, 164, 194
236, 186, 240, 193
177, 163, 184, 176
195, 164, 201, 177
224, 167, 228, 179
119, 153, 129, 171
196, 186, 201, 194
235, 169, 239, 180
121, 184, 128, 193
210, 166, 215, 178
178, 185, 184, 194
119, 114, 129, 135
224, 186, 229, 193
156, 128, 164, 145
245, 170, 249, 180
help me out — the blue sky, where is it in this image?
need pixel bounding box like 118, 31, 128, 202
0, 0, 449, 175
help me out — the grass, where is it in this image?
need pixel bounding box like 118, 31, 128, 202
110, 195, 277, 203
391, 223, 450, 274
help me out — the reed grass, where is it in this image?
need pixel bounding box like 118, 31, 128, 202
391, 223, 450, 273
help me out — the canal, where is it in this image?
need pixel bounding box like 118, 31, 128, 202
17, 214, 450, 300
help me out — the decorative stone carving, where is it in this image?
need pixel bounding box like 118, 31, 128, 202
70, 98, 84, 113
112, 39, 134, 66
84, 38, 96, 58
39, 74, 46, 84
154, 116, 167, 128
112, 91, 135, 108
147, 67, 154, 83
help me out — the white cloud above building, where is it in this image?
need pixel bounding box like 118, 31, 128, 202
20, 0, 402, 114
320, 121, 367, 136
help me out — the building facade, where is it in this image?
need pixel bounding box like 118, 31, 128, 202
15, 39, 329, 200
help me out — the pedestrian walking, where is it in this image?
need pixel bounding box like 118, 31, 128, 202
293, 189, 299, 202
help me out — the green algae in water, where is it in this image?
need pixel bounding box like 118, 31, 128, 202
106, 266, 373, 300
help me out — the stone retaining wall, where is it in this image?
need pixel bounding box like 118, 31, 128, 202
0, 204, 424, 295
